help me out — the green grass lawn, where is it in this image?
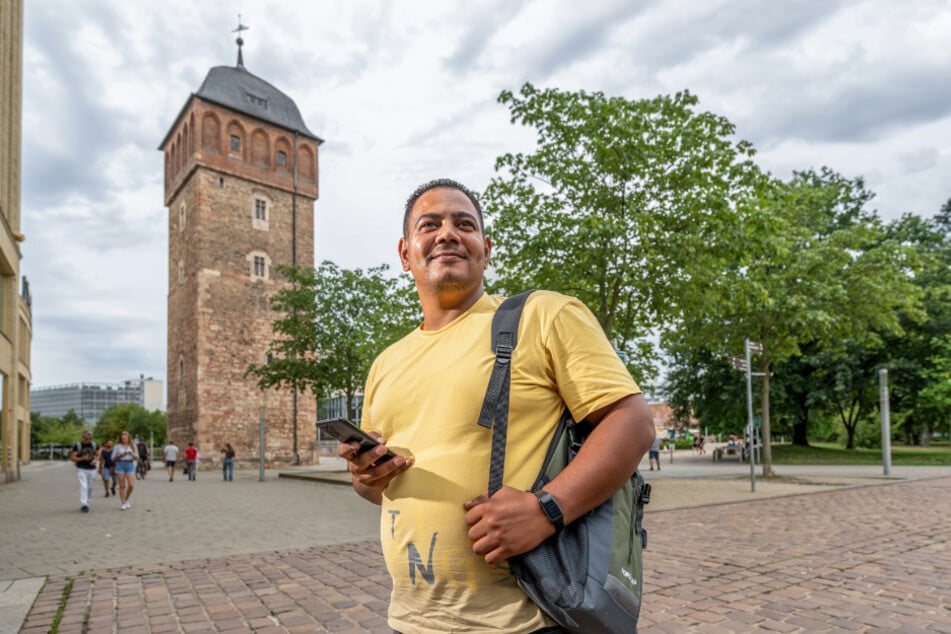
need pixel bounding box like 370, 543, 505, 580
771, 442, 951, 466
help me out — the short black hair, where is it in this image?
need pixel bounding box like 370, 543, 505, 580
403, 178, 484, 237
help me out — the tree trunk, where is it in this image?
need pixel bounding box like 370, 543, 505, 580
923, 420, 931, 447
760, 361, 774, 478
791, 418, 810, 446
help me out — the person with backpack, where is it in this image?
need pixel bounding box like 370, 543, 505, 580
98, 439, 117, 497
70, 430, 99, 513
337, 178, 655, 633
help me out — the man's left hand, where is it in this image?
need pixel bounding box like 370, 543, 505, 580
464, 486, 555, 565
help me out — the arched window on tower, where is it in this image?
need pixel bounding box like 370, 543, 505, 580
178, 202, 186, 231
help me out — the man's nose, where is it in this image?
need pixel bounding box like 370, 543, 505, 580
435, 222, 460, 243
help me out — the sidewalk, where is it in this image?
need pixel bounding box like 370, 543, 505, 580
4, 453, 950, 632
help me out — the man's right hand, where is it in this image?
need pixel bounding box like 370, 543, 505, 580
338, 434, 412, 505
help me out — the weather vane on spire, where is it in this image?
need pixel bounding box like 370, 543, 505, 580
233, 14, 250, 67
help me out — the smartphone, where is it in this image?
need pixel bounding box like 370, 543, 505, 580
317, 418, 396, 464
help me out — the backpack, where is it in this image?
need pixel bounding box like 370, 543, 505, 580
73, 441, 98, 465
477, 291, 650, 633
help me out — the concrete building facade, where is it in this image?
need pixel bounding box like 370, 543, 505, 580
31, 377, 163, 423
160, 41, 321, 467
1, 0, 33, 483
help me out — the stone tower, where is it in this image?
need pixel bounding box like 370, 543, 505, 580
160, 38, 322, 466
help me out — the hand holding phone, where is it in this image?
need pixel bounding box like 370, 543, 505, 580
317, 418, 397, 464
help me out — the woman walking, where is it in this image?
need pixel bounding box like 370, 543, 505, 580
221, 443, 235, 481
112, 431, 138, 510
98, 439, 117, 497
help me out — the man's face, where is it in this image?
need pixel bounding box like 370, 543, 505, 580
399, 187, 491, 296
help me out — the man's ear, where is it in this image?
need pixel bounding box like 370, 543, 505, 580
398, 237, 410, 272
483, 236, 492, 269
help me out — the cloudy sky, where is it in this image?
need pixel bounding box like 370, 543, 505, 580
21, 0, 951, 396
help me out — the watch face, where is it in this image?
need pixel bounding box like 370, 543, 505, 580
537, 492, 564, 527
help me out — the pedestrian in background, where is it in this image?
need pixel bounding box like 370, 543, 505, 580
221, 443, 235, 481
649, 433, 663, 471
98, 439, 117, 497
185, 441, 198, 481
163, 440, 179, 481
70, 430, 98, 513
112, 430, 137, 510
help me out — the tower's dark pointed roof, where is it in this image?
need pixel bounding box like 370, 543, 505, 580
194, 64, 322, 142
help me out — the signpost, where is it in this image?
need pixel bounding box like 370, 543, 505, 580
879, 368, 892, 476
744, 340, 758, 492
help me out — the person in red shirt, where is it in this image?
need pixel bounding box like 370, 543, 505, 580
185, 442, 199, 481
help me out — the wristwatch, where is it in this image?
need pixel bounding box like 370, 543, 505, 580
535, 490, 564, 530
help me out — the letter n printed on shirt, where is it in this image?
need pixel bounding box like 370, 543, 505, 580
407, 532, 438, 585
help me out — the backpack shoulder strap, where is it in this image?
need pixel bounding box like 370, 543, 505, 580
478, 291, 535, 496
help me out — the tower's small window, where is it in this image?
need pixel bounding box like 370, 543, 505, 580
178, 260, 185, 282
254, 198, 267, 221
253, 255, 267, 278
277, 151, 287, 166
218, 176, 225, 188
230, 135, 240, 152
178, 202, 186, 231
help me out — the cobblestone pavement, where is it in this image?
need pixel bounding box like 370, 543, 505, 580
6, 459, 951, 632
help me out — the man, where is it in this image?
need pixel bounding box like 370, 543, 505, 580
649, 433, 663, 471
98, 439, 117, 497
70, 430, 98, 512
163, 440, 179, 482
340, 178, 655, 633
136, 437, 150, 475
185, 441, 198, 481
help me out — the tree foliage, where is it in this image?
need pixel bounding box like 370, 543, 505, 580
248, 263, 420, 422
880, 202, 951, 443
310, 261, 419, 421
94, 403, 167, 446
667, 169, 923, 472
482, 84, 765, 380
31, 410, 86, 446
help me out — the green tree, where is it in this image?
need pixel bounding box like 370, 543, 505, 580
311, 262, 419, 421
918, 335, 951, 443
881, 203, 951, 444
670, 169, 922, 474
246, 264, 325, 439
664, 346, 747, 438
33, 409, 87, 447
94, 403, 166, 446
482, 84, 765, 380
248, 263, 419, 424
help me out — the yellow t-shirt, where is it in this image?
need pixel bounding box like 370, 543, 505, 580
363, 291, 641, 634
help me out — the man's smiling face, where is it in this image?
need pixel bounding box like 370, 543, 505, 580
399, 186, 491, 297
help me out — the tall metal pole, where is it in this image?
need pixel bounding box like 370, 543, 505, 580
259, 405, 266, 482
879, 368, 892, 476
291, 131, 300, 465
745, 339, 756, 492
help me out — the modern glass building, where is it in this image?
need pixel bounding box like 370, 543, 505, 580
31, 377, 164, 423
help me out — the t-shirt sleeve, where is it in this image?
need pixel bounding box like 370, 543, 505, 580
543, 297, 641, 422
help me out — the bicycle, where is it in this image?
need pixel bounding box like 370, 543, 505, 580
136, 458, 148, 480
